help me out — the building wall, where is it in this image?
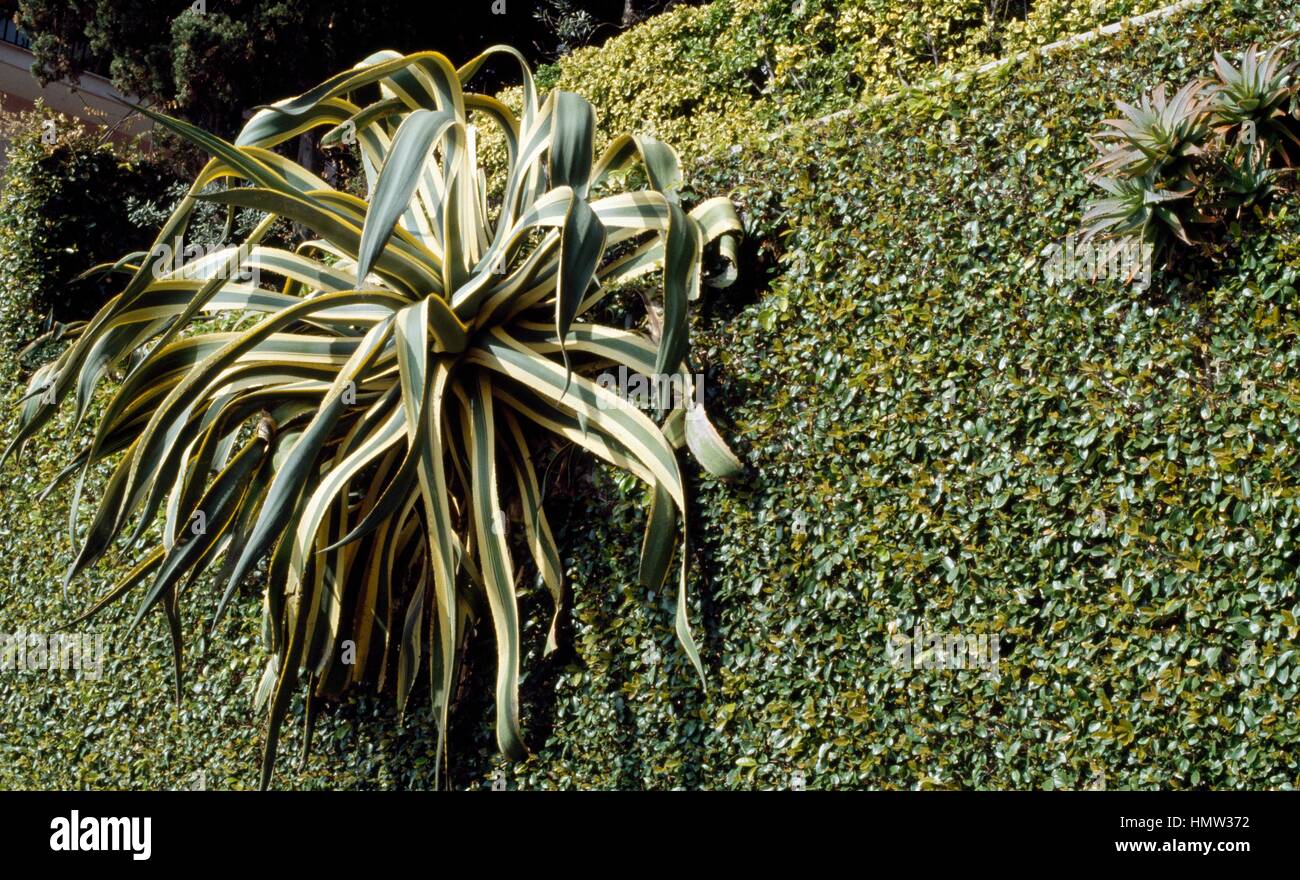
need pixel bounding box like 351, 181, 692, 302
1, 32, 150, 159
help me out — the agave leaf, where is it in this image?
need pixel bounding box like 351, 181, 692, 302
16, 48, 742, 788
467, 374, 526, 759
657, 203, 702, 377
358, 109, 460, 284
556, 196, 607, 385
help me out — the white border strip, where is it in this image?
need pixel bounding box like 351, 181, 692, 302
760, 0, 1209, 143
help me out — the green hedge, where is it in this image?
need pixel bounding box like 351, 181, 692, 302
472, 0, 1300, 790
0, 106, 169, 347
3, 0, 1299, 789
513, 0, 1169, 164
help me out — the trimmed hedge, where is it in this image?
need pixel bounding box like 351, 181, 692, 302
0, 106, 169, 346
515, 0, 1170, 163
3, 0, 1300, 790
492, 0, 1300, 790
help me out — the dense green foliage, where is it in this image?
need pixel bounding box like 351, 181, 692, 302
522, 0, 1171, 163
0, 107, 168, 345
3, 0, 1300, 790
6, 46, 743, 788
483, 0, 1300, 790
10, 0, 681, 138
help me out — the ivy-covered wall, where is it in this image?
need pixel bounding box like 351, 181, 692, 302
2, 0, 1298, 789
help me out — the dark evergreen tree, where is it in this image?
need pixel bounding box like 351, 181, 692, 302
10, 1, 692, 138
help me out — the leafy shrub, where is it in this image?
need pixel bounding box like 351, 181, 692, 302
4, 0, 1300, 792
505, 0, 1171, 164
0, 105, 170, 346
124, 178, 278, 254
464, 0, 1300, 791
8, 48, 742, 787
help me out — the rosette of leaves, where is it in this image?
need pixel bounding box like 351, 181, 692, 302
1080, 171, 1195, 252
1206, 42, 1299, 163
1219, 142, 1286, 213
1083, 81, 1210, 261
3, 46, 744, 787
1088, 80, 1211, 180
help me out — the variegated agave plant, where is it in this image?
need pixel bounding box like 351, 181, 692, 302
4, 47, 743, 787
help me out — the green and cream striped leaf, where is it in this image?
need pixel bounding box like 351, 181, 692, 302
18, 46, 742, 788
